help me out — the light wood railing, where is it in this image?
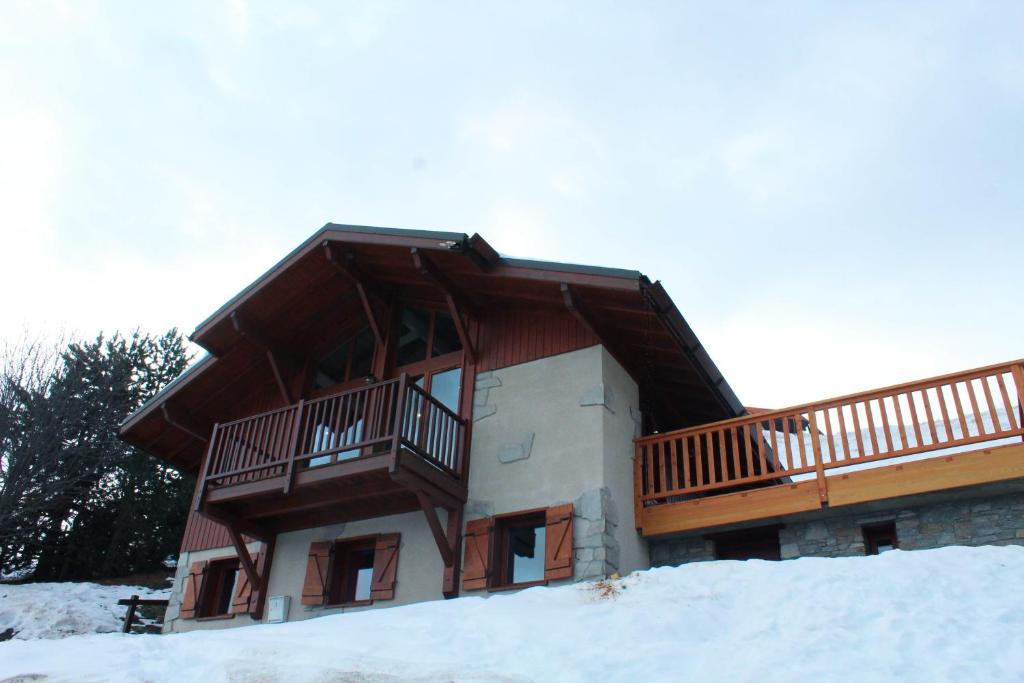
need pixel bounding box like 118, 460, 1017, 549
635, 359, 1024, 507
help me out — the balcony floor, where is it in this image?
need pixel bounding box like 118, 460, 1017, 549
202, 449, 466, 534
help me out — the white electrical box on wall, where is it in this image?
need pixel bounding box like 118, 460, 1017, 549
266, 595, 290, 623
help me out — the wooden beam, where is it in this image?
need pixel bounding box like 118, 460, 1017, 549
464, 233, 499, 272
415, 490, 455, 567
224, 522, 261, 597
641, 480, 823, 536
442, 504, 463, 598
160, 404, 210, 444
411, 248, 476, 363
231, 310, 294, 404
322, 241, 387, 348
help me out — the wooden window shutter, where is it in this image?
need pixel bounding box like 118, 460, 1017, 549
301, 541, 333, 605
229, 553, 260, 615
179, 560, 208, 620
370, 533, 401, 601
462, 517, 493, 590
544, 504, 574, 580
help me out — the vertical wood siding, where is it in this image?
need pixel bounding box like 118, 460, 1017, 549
475, 309, 597, 373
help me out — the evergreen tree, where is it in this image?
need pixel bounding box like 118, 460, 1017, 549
0, 329, 193, 581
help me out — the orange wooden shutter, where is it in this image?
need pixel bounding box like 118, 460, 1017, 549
462, 517, 493, 590
544, 504, 574, 580
229, 553, 260, 615
301, 541, 333, 605
179, 560, 208, 619
370, 533, 401, 601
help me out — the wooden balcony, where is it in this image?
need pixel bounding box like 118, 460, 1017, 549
635, 359, 1024, 536
196, 375, 468, 535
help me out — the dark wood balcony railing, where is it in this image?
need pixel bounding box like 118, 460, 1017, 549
636, 359, 1024, 508
199, 375, 466, 497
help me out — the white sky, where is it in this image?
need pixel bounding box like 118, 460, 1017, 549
1, 1, 1022, 408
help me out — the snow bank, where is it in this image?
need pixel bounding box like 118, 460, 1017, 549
0, 546, 1022, 682
0, 582, 169, 640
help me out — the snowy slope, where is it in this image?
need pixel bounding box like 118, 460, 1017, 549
0, 546, 1022, 682
0, 582, 169, 640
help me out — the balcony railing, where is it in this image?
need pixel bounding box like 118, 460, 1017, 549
199, 375, 466, 497
635, 359, 1024, 506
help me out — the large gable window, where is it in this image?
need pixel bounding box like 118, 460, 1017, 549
395, 306, 462, 366
314, 326, 375, 390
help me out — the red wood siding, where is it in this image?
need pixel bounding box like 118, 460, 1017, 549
181, 505, 232, 552
476, 309, 597, 373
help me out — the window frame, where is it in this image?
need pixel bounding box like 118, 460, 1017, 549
490, 508, 550, 591
197, 556, 240, 619
710, 525, 782, 561
325, 535, 378, 607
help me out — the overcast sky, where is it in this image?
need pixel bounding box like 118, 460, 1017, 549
2, 1, 1022, 408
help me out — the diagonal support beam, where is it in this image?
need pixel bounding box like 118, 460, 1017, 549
322, 241, 387, 348
415, 489, 455, 568
411, 248, 476, 363
161, 404, 210, 443
224, 521, 261, 597
231, 311, 295, 404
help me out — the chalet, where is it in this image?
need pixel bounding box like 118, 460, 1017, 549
119, 225, 1024, 632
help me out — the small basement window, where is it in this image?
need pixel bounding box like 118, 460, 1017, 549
863, 522, 898, 555
712, 526, 782, 561
199, 558, 239, 618
494, 511, 547, 588
328, 538, 377, 605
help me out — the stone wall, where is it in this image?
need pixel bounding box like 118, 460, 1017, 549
649, 490, 1024, 566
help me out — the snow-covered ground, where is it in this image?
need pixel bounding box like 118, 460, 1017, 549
1, 546, 1022, 682
0, 581, 169, 640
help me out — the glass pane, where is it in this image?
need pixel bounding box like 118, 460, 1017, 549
396, 307, 431, 366
507, 524, 545, 584
431, 311, 462, 357
348, 327, 375, 380
353, 566, 374, 602
429, 367, 462, 413
313, 339, 351, 389
876, 541, 894, 553
347, 547, 376, 602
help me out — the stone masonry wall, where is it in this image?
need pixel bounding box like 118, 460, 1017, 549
650, 490, 1024, 566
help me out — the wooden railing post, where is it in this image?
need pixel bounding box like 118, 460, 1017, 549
1014, 364, 1024, 443
390, 374, 408, 469
195, 423, 219, 512
121, 595, 139, 633
807, 408, 829, 504
282, 401, 304, 495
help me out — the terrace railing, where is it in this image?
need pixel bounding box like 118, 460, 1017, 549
198, 375, 467, 500
635, 359, 1024, 507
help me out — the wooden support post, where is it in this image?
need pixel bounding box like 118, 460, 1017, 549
121, 595, 139, 633
442, 504, 463, 599
282, 401, 304, 495
410, 248, 476, 363
250, 535, 276, 619
415, 489, 455, 568
231, 310, 296, 404
194, 425, 219, 513
322, 241, 388, 349
226, 522, 261, 594
1013, 364, 1024, 443
807, 408, 829, 504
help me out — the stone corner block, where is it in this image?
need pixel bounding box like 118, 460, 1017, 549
497, 432, 535, 464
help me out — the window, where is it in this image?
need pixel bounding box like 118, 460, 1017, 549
462, 505, 574, 592
313, 326, 375, 390
712, 526, 782, 561
395, 306, 462, 366
328, 538, 376, 605
494, 511, 547, 587
199, 558, 239, 618
301, 534, 401, 607
863, 522, 898, 555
